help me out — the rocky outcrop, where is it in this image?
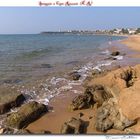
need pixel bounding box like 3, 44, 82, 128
5, 101, 48, 129
85, 85, 113, 107
61, 117, 86, 134
95, 98, 136, 132
0, 88, 25, 114
69, 92, 93, 111
69, 85, 115, 110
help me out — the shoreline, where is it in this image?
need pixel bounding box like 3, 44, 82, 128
26, 35, 140, 134
1, 34, 140, 134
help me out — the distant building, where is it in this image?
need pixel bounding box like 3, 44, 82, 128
127, 28, 137, 34
113, 28, 122, 34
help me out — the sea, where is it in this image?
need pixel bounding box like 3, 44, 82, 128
0, 34, 129, 106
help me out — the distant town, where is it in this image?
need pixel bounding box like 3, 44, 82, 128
41, 28, 140, 35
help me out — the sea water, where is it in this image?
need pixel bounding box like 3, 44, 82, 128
0, 33, 124, 84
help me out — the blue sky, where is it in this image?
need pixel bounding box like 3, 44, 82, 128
0, 7, 140, 34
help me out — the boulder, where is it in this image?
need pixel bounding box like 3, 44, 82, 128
95, 99, 136, 132
111, 51, 120, 56
5, 101, 48, 129
69, 71, 81, 81
0, 88, 25, 114
69, 92, 93, 110
61, 117, 85, 134
85, 85, 113, 107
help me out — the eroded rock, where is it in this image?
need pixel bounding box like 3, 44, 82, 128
61, 117, 86, 134
69, 92, 93, 110
85, 85, 113, 107
5, 101, 48, 129
95, 98, 136, 132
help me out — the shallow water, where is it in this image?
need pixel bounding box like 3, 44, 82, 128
0, 34, 124, 83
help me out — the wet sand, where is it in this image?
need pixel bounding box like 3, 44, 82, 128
121, 35, 140, 51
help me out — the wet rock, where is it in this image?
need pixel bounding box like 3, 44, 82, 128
5, 101, 48, 129
69, 93, 93, 110
111, 51, 120, 56
41, 64, 52, 68
69, 71, 81, 81
61, 117, 85, 134
92, 69, 101, 76
95, 99, 136, 132
0, 89, 25, 114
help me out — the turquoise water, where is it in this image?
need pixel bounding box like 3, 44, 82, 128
0, 34, 124, 83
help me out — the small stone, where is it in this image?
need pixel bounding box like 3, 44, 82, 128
69, 71, 81, 81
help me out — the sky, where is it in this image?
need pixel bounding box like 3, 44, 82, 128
0, 7, 140, 34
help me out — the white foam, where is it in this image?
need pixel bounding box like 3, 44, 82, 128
114, 55, 123, 60
101, 49, 110, 55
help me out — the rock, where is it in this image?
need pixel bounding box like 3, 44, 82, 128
5, 101, 48, 129
111, 51, 120, 56
15, 129, 31, 134
85, 85, 113, 107
120, 67, 136, 87
0, 88, 25, 114
69, 92, 93, 110
41, 64, 52, 68
61, 117, 85, 134
0, 127, 31, 134
95, 98, 136, 132
92, 69, 101, 76
69, 71, 81, 81
0, 127, 14, 134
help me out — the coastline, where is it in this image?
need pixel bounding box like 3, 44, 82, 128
26, 35, 140, 134
1, 34, 140, 134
